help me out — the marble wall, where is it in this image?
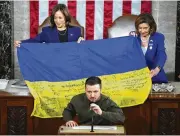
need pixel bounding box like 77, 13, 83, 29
13, 1, 178, 81
175, 1, 180, 81
152, 1, 177, 80
0, 1, 13, 79
14, 1, 29, 80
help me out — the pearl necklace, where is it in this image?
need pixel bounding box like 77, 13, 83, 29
141, 35, 150, 43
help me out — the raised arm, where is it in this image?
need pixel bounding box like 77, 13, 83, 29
90, 99, 125, 124
14, 27, 48, 48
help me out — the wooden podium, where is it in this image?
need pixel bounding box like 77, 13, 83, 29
58, 125, 125, 135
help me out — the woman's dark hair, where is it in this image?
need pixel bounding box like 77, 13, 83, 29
50, 4, 71, 27
135, 13, 157, 35
85, 76, 102, 89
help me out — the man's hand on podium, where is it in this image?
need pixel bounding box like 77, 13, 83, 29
65, 120, 78, 127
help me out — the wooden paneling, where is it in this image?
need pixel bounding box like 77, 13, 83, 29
33, 117, 65, 135
7, 106, 27, 134
0, 100, 7, 135
1, 90, 180, 134
0, 100, 1, 134
152, 102, 180, 135
123, 101, 151, 135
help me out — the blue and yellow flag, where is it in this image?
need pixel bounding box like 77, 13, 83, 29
18, 36, 152, 118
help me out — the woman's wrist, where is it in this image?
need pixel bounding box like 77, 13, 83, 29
157, 66, 161, 70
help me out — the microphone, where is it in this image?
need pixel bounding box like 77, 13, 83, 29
90, 114, 94, 132
89, 103, 95, 132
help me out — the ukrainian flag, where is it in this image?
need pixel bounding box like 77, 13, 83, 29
18, 36, 152, 118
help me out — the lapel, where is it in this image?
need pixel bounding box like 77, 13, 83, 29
53, 27, 61, 42
145, 34, 154, 58
68, 27, 73, 42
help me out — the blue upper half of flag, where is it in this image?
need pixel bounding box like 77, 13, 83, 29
18, 36, 146, 82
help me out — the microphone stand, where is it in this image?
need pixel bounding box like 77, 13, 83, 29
90, 115, 94, 132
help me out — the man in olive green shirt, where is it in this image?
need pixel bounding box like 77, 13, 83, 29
63, 76, 125, 127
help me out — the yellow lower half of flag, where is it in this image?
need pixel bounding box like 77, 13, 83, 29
26, 67, 152, 118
